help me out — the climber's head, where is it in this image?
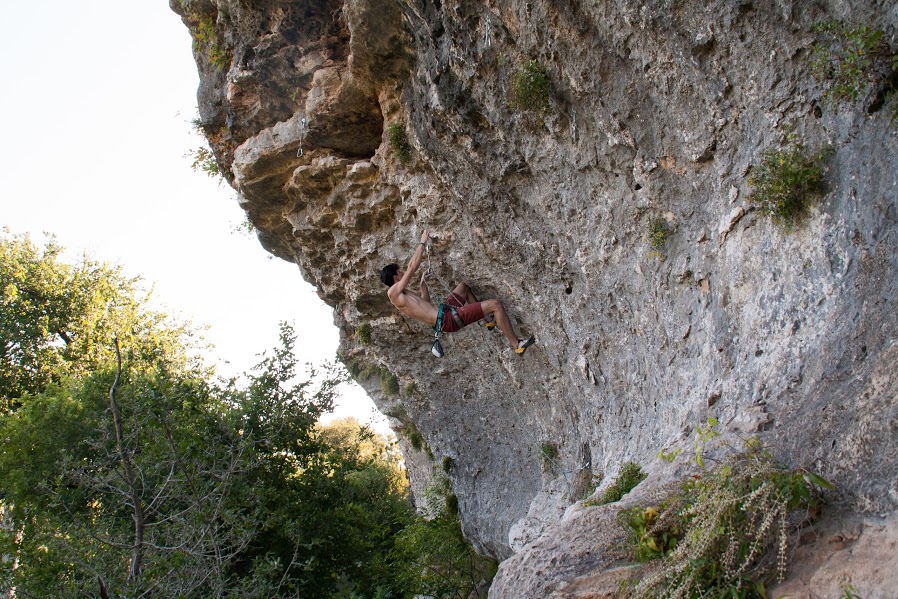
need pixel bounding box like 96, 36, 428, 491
380, 263, 400, 287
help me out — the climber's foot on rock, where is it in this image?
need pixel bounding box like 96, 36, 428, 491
515, 336, 536, 355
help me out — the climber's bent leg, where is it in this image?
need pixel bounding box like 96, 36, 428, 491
480, 299, 520, 349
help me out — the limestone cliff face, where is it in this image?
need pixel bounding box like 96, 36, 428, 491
173, 0, 898, 594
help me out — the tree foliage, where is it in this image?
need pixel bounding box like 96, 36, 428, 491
391, 514, 496, 599
0, 232, 494, 598
0, 230, 200, 412
0, 324, 419, 597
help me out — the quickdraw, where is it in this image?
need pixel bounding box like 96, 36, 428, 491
432, 304, 445, 358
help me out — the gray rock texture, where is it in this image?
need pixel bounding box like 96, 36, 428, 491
172, 0, 898, 594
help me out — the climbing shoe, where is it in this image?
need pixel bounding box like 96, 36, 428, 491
515, 336, 536, 355
484, 316, 497, 331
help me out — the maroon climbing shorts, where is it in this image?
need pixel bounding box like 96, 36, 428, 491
440, 292, 485, 333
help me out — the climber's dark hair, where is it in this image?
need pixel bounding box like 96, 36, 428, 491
380, 263, 399, 287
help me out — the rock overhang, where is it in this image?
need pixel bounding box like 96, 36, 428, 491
174, 0, 898, 590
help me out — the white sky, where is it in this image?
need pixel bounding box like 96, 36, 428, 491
0, 0, 385, 431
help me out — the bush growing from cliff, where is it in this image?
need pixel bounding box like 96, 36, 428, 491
187, 11, 231, 71
509, 59, 552, 117
381, 368, 400, 395
539, 441, 560, 472
188, 145, 222, 179
232, 214, 256, 236
342, 356, 363, 379
810, 20, 896, 108
646, 217, 669, 261
404, 420, 426, 451
620, 439, 831, 598
388, 122, 413, 165
356, 322, 373, 344
749, 142, 827, 230
352, 362, 401, 396
187, 118, 225, 183
584, 461, 647, 506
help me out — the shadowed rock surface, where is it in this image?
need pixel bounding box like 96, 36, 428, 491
172, 0, 898, 595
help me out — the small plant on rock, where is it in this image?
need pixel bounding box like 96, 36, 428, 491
810, 20, 894, 106
656, 448, 682, 463
231, 214, 256, 237
356, 323, 372, 345
187, 117, 227, 183
388, 122, 413, 165
442, 456, 454, 473
646, 217, 669, 261
618, 503, 680, 562
340, 357, 363, 379
509, 59, 552, 117
188, 146, 222, 179
619, 424, 833, 599
750, 141, 827, 230
404, 422, 425, 452
539, 441, 560, 467
380, 369, 400, 396
587, 462, 646, 506
189, 12, 231, 71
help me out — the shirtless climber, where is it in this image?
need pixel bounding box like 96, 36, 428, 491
380, 229, 536, 355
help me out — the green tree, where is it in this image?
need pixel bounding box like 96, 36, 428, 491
0, 230, 200, 412
0, 321, 419, 598
391, 513, 496, 599
0, 364, 260, 596
318, 416, 405, 473
0, 235, 495, 598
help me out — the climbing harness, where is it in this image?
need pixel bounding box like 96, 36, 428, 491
447, 305, 464, 329
432, 302, 463, 358
426, 243, 449, 358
